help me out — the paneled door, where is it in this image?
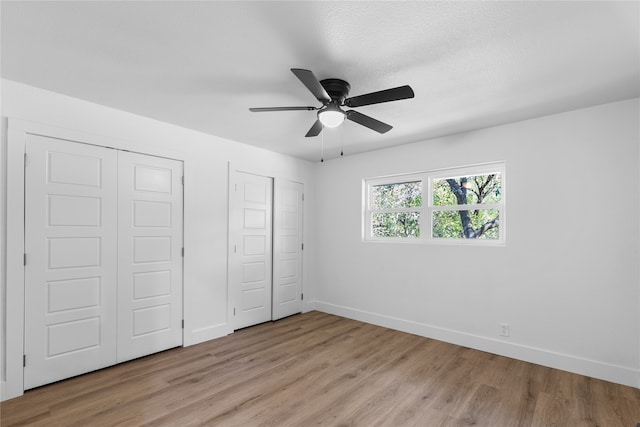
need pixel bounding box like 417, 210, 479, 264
24, 135, 184, 390
116, 152, 183, 362
230, 172, 273, 330
272, 179, 304, 320
24, 135, 118, 389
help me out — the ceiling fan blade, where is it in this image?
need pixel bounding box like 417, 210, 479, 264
346, 110, 392, 134
291, 68, 331, 104
249, 106, 317, 112
345, 85, 414, 108
305, 119, 323, 137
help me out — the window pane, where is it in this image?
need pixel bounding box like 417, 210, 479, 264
433, 174, 502, 206
372, 212, 420, 238
371, 181, 422, 209
432, 209, 499, 239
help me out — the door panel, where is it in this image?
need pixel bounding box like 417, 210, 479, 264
117, 151, 183, 362
24, 135, 118, 389
230, 172, 273, 329
272, 180, 304, 320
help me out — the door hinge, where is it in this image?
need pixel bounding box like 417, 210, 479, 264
234, 244, 237, 253
182, 248, 184, 257
301, 243, 304, 251
182, 319, 184, 329
301, 293, 304, 301
182, 176, 184, 186
233, 307, 236, 316
24, 153, 28, 166
23, 354, 26, 367
302, 193, 304, 201
23, 253, 27, 266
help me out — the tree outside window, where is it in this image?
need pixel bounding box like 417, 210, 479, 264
432, 173, 501, 239
370, 181, 421, 238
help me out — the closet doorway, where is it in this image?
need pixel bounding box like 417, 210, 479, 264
23, 134, 183, 389
228, 170, 304, 330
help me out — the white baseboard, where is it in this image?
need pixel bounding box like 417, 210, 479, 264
302, 300, 316, 313
315, 301, 640, 389
1, 378, 23, 402
185, 302, 317, 347
184, 322, 232, 347
1, 381, 7, 402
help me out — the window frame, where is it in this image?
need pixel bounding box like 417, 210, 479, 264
364, 173, 424, 242
363, 162, 505, 245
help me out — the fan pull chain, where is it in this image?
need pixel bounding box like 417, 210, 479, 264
340, 124, 344, 157
320, 129, 324, 163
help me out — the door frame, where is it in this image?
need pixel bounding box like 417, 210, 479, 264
3, 119, 187, 400
226, 163, 305, 332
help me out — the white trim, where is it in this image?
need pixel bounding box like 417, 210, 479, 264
302, 301, 316, 313
5, 119, 26, 400
185, 323, 232, 346
315, 301, 640, 389
428, 162, 505, 179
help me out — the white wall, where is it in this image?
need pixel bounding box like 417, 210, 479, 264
314, 98, 640, 388
0, 79, 317, 399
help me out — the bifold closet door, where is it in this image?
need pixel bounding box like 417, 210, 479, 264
24, 135, 118, 389
116, 151, 183, 362
272, 179, 304, 320
24, 136, 183, 390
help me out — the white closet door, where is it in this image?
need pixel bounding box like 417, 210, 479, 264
116, 151, 183, 362
272, 179, 303, 320
230, 172, 273, 330
24, 135, 118, 389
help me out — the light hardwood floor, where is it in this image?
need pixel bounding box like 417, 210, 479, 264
2, 311, 639, 426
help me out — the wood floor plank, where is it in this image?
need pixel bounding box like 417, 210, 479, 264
2, 311, 639, 427
220, 326, 390, 424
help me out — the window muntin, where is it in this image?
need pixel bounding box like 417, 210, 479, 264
364, 163, 504, 244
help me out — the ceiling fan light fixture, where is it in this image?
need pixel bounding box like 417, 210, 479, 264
318, 105, 345, 128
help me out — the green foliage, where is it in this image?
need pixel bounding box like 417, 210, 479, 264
433, 173, 501, 239
371, 181, 421, 238
432, 209, 499, 239
433, 174, 502, 206
372, 212, 420, 238
371, 181, 422, 209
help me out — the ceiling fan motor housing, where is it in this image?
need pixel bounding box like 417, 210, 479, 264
320, 78, 351, 104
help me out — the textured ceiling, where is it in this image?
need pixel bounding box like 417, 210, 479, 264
1, 1, 639, 161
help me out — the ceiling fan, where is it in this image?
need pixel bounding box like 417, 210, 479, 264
249, 68, 415, 137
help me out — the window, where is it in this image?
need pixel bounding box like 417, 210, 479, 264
370, 178, 422, 238
364, 163, 505, 244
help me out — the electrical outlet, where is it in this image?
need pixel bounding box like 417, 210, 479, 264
499, 323, 510, 337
